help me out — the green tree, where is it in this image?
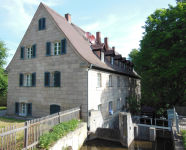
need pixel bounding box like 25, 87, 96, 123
0, 39, 8, 97
128, 3, 186, 115
176, 0, 186, 3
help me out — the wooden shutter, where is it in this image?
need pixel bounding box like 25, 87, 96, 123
20, 47, 24, 59
42, 18, 46, 29
32, 44, 36, 58
19, 73, 24, 86
15, 102, 19, 114
46, 42, 51, 56
61, 39, 66, 54
27, 103, 32, 116
44, 72, 50, 87
31, 72, 36, 87
38, 19, 42, 30
54, 71, 60, 87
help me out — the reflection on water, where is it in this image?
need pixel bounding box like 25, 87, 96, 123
81, 138, 173, 150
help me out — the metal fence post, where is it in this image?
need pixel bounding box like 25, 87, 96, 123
176, 113, 179, 133
23, 121, 29, 149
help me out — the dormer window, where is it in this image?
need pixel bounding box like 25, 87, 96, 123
101, 52, 104, 62
38, 18, 46, 30
111, 57, 114, 65
119, 61, 121, 67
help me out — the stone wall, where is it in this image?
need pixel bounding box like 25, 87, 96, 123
7, 5, 88, 120
49, 122, 87, 150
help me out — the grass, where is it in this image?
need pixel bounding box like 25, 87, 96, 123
39, 119, 81, 149
181, 130, 186, 150
0, 117, 25, 128
0, 106, 7, 110
0, 117, 26, 150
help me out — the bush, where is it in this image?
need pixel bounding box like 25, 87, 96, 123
126, 96, 140, 115
181, 130, 186, 150
39, 119, 80, 149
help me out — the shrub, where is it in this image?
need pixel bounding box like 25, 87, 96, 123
126, 96, 140, 115
39, 119, 80, 149
181, 130, 186, 150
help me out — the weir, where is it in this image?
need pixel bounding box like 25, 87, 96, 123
87, 112, 172, 147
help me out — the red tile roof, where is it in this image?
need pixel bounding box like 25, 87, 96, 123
43, 3, 140, 78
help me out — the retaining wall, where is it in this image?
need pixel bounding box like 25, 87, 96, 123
49, 122, 87, 150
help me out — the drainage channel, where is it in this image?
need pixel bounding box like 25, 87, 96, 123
81, 137, 174, 150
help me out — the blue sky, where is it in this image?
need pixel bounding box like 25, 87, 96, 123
0, 0, 177, 68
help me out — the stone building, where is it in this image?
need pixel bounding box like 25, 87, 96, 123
6, 3, 141, 127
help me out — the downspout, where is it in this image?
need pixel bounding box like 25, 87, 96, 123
87, 63, 92, 131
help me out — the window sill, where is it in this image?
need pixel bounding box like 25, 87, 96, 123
46, 54, 66, 57
19, 86, 35, 87
96, 87, 103, 91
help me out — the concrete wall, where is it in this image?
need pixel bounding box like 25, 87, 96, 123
119, 112, 134, 147
7, 5, 88, 120
49, 122, 87, 150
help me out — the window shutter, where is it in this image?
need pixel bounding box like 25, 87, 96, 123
32, 44, 36, 58
42, 18, 46, 29
61, 39, 66, 54
38, 19, 42, 30
27, 103, 32, 116
46, 42, 51, 56
15, 102, 19, 114
20, 47, 24, 59
31, 72, 36, 87
44, 72, 50, 87
54, 71, 60, 87
19, 73, 24, 86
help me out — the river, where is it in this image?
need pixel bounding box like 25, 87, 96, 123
81, 138, 173, 150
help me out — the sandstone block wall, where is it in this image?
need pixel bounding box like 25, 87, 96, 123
7, 5, 88, 121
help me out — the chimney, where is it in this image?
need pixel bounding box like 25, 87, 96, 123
112, 46, 115, 52
65, 13, 71, 23
96, 32, 101, 44
104, 37, 109, 50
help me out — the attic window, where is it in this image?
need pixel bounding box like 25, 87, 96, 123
38, 18, 46, 30
101, 52, 104, 62
119, 61, 121, 67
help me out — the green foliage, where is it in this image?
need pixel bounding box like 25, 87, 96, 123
0, 39, 9, 98
176, 0, 186, 3
181, 130, 186, 149
0, 106, 7, 110
128, 3, 186, 116
126, 96, 140, 115
39, 119, 80, 149
62, 145, 72, 150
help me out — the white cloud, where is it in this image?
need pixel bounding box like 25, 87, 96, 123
0, 0, 61, 35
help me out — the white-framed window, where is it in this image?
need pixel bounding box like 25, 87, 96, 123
117, 99, 120, 110
117, 76, 120, 87
109, 101, 112, 111
97, 73, 101, 87
119, 61, 121, 67
22, 103, 26, 114
53, 42, 61, 55
109, 75, 112, 87
25, 74, 32, 86
27, 47, 33, 59
101, 52, 104, 62
111, 57, 114, 65
98, 104, 102, 111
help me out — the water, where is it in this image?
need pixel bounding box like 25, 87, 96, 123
81, 138, 173, 150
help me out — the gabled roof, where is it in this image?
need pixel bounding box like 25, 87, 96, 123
7, 3, 140, 79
